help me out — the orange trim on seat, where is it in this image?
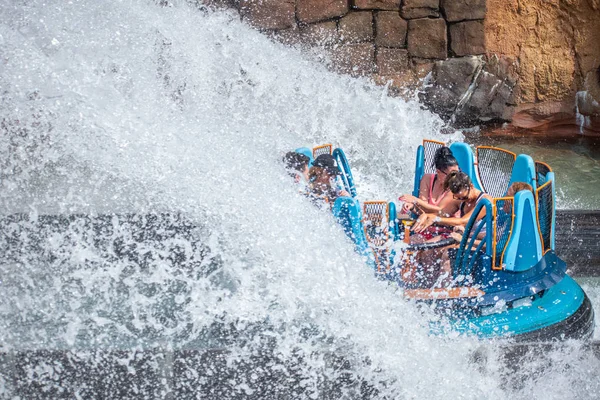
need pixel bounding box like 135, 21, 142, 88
491, 200, 498, 269
312, 144, 333, 158
475, 145, 517, 159
493, 197, 515, 270
535, 160, 553, 173
404, 287, 485, 300
423, 139, 446, 147
535, 179, 553, 252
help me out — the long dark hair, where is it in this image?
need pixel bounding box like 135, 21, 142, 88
443, 171, 472, 193
283, 151, 309, 177
432, 146, 458, 171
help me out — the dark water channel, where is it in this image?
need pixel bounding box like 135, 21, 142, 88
465, 132, 600, 210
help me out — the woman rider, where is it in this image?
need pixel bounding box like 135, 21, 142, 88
412, 171, 492, 234
450, 182, 534, 245
306, 154, 350, 206
421, 181, 533, 288
399, 146, 461, 216
408, 172, 491, 287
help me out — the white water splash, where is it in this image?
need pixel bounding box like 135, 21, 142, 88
0, 1, 598, 398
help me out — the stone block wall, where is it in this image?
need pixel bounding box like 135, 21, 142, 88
223, 0, 501, 126
234, 0, 487, 81
203, 0, 600, 132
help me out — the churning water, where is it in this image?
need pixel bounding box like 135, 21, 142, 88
1, 1, 599, 398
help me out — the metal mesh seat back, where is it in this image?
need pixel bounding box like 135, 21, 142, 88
423, 140, 445, 175
477, 147, 516, 197
363, 201, 390, 271
535, 161, 552, 187
536, 181, 554, 252
493, 198, 514, 269
313, 144, 333, 159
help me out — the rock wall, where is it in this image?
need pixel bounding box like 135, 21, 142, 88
233, 0, 488, 84
201, 0, 600, 134
485, 0, 600, 134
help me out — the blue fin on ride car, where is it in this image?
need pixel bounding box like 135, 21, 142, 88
508, 154, 537, 192
332, 196, 375, 268
502, 190, 542, 271
449, 142, 482, 191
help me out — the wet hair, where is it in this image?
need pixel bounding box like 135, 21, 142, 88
432, 146, 458, 171
443, 171, 472, 194
283, 152, 309, 176
507, 182, 533, 195
308, 165, 335, 182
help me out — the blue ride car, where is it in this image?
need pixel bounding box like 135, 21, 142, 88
295, 140, 594, 342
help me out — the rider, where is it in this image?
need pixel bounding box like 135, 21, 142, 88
283, 151, 310, 184
399, 146, 460, 216
416, 178, 532, 288
407, 172, 489, 288
450, 181, 534, 244
412, 171, 491, 234
306, 154, 351, 206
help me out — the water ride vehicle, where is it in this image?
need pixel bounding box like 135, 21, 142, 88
295, 140, 594, 341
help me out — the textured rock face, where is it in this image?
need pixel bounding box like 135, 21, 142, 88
449, 20, 485, 56
420, 57, 481, 120
401, 0, 440, 19
441, 0, 487, 22
485, 0, 600, 133
376, 48, 409, 75
339, 11, 373, 43
330, 43, 376, 76
209, 0, 600, 134
354, 0, 399, 10
375, 11, 407, 47
420, 56, 515, 125
299, 21, 339, 46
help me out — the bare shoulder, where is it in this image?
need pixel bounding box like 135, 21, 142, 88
420, 173, 433, 187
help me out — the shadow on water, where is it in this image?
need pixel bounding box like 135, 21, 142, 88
471, 340, 600, 392
0, 343, 384, 399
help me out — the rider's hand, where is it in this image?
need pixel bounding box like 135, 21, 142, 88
401, 201, 414, 213
399, 194, 417, 214
453, 225, 465, 234
412, 213, 436, 233
450, 232, 463, 242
